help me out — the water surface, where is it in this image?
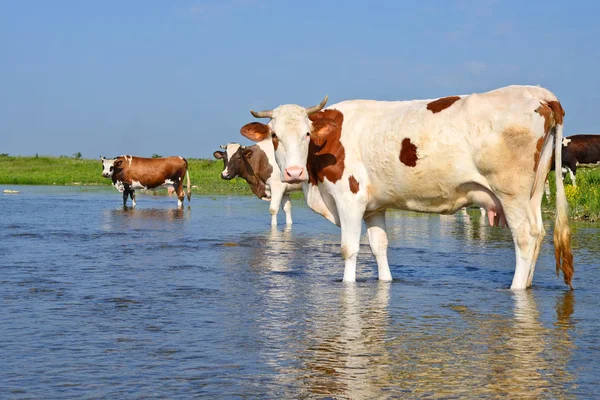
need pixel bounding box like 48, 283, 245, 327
1, 186, 599, 398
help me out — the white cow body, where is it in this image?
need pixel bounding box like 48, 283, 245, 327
241, 86, 574, 290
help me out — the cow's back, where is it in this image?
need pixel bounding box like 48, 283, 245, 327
327, 85, 558, 211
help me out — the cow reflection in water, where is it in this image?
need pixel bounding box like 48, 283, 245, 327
300, 283, 392, 399
272, 287, 575, 398
482, 290, 576, 398
102, 207, 190, 231
262, 283, 393, 399
246, 226, 295, 273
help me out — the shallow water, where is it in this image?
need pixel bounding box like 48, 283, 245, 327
1, 185, 599, 399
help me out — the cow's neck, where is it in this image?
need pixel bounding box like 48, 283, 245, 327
241, 154, 268, 199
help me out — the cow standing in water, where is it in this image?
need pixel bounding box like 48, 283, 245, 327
101, 155, 191, 207
240, 85, 574, 290
213, 142, 301, 225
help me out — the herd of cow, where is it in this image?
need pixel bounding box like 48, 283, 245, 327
99, 85, 600, 291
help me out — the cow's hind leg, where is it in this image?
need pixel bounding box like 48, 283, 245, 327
365, 210, 392, 281
130, 190, 136, 207
501, 197, 541, 290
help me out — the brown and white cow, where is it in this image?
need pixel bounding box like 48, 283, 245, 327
213, 141, 301, 225
559, 134, 600, 185
544, 134, 600, 197
240, 85, 574, 290
100, 155, 191, 207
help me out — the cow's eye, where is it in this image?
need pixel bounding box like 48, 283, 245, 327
271, 132, 277, 139
306, 132, 310, 137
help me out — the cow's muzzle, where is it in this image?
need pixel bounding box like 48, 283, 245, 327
283, 166, 307, 183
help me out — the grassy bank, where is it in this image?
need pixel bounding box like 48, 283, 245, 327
0, 155, 251, 196
2, 155, 599, 220
545, 167, 600, 221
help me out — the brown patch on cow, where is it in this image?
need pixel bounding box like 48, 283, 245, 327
348, 175, 359, 194
239, 145, 272, 199
533, 136, 546, 172
535, 103, 554, 132
426, 96, 460, 113
548, 100, 565, 125
240, 122, 270, 142
535, 100, 566, 133
272, 135, 279, 151
307, 109, 345, 186
399, 138, 418, 167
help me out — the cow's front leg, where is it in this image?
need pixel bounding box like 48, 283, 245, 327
282, 193, 292, 225
339, 206, 364, 282
130, 190, 136, 207
365, 210, 392, 281
268, 186, 285, 226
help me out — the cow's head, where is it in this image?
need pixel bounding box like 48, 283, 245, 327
240, 96, 328, 183
100, 156, 122, 178
213, 143, 252, 180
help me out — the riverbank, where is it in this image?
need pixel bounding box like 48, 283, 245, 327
1, 155, 599, 220
0, 155, 251, 196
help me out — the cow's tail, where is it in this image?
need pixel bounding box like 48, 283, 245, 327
186, 168, 191, 202
552, 118, 574, 289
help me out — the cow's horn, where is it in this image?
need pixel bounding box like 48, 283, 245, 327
250, 109, 273, 119
219, 145, 227, 149
306, 95, 329, 115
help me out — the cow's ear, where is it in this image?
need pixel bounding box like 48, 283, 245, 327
213, 151, 224, 160
240, 122, 270, 142
243, 148, 254, 159
114, 160, 123, 167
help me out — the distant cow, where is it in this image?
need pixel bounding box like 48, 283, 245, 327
240, 85, 574, 290
213, 142, 301, 225
101, 155, 191, 207
560, 134, 600, 185
544, 134, 600, 197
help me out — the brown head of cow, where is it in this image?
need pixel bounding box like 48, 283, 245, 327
213, 143, 253, 180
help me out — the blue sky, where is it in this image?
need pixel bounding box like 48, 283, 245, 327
1, 0, 599, 159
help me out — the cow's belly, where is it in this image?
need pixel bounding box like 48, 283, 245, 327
366, 166, 494, 215
130, 179, 178, 191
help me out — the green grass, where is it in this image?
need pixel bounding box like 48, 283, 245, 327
0, 155, 252, 196
1, 155, 599, 220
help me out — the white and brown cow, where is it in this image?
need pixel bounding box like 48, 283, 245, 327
544, 134, 600, 197
101, 155, 191, 207
559, 134, 600, 185
213, 141, 301, 225
240, 85, 574, 290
